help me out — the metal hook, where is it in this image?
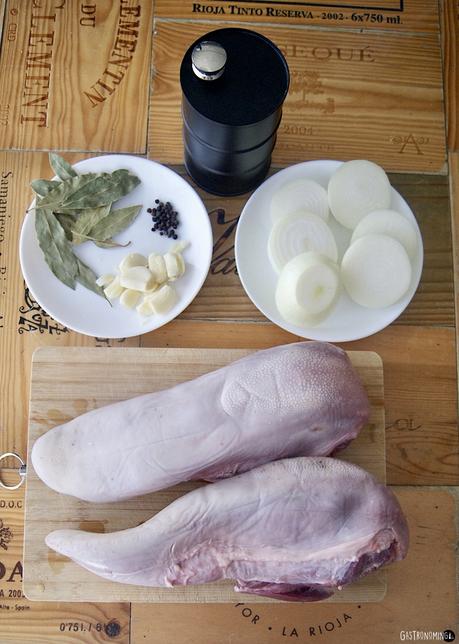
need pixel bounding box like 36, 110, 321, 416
0, 453, 27, 490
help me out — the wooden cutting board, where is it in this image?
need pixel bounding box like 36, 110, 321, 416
23, 346, 385, 603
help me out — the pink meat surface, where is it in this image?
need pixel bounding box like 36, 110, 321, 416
46, 458, 409, 601
32, 342, 371, 502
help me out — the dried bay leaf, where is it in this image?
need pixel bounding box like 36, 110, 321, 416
88, 204, 142, 241
66, 169, 140, 210
35, 207, 78, 289
75, 256, 107, 300
74, 232, 131, 248
55, 213, 77, 241
49, 153, 77, 181
30, 157, 142, 303
31, 179, 60, 197
71, 204, 111, 244
39, 169, 140, 211
38, 172, 111, 210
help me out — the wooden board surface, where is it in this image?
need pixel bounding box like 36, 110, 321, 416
451, 152, 459, 379
154, 0, 440, 33
0, 1, 154, 152
441, 0, 459, 150
0, 471, 131, 643
0, 2, 456, 641
130, 488, 459, 644
3, 474, 458, 641
24, 346, 385, 603
0, 151, 455, 473
149, 20, 446, 172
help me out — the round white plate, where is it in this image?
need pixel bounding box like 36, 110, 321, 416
235, 160, 424, 342
20, 155, 212, 338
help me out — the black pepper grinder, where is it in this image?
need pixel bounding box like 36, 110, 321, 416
180, 28, 290, 196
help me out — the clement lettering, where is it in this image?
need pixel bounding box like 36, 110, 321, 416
20, 7, 59, 127
84, 1, 141, 107
118, 19, 139, 38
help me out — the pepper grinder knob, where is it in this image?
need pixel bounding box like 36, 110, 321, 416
191, 41, 227, 81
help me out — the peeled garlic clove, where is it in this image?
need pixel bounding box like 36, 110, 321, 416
104, 276, 124, 301
144, 282, 159, 294
163, 252, 184, 281
175, 252, 185, 277
171, 240, 190, 253
96, 273, 115, 288
148, 253, 167, 284
119, 253, 147, 274
145, 283, 177, 314
136, 299, 155, 317
119, 266, 156, 292
120, 289, 141, 310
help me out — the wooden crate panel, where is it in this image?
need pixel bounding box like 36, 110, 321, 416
131, 488, 459, 644
141, 323, 459, 486
0, 471, 130, 643
0, 151, 140, 461
24, 346, 385, 602
0, 0, 153, 152
441, 0, 459, 150
148, 21, 446, 172
450, 152, 459, 368
154, 0, 440, 33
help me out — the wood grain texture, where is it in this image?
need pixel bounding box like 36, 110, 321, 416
167, 168, 454, 326
0, 471, 130, 643
131, 488, 459, 644
155, 0, 440, 32
0, 1, 6, 49
0, 1, 153, 152
149, 21, 446, 172
450, 152, 459, 370
141, 323, 459, 486
0, 152, 140, 461
441, 0, 459, 150
24, 346, 385, 603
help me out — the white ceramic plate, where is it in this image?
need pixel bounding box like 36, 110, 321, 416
235, 160, 424, 342
20, 155, 212, 338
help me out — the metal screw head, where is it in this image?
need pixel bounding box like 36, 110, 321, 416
192, 41, 227, 81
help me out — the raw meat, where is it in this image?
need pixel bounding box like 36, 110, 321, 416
45, 457, 409, 601
31, 342, 370, 502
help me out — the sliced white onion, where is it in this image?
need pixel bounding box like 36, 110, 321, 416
351, 209, 418, 259
270, 179, 329, 222
328, 160, 391, 229
341, 234, 412, 308
268, 211, 338, 274
275, 251, 340, 326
